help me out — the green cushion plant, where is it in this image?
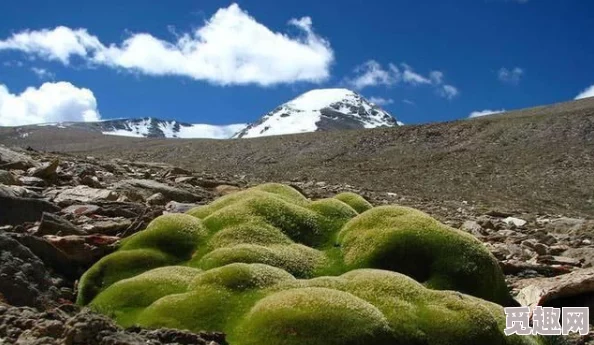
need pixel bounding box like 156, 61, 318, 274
78, 183, 543, 345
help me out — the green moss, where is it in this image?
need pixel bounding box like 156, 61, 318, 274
76, 249, 176, 305
90, 266, 202, 326
189, 263, 296, 291
237, 287, 392, 345
78, 183, 539, 345
121, 213, 206, 260
334, 192, 373, 213
337, 206, 511, 305
197, 244, 326, 278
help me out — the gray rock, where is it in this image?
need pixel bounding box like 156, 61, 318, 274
80, 175, 104, 189
0, 146, 38, 170
0, 170, 18, 185
54, 186, 119, 204
19, 176, 47, 187
545, 217, 594, 236
82, 218, 132, 235
117, 179, 207, 203
165, 201, 198, 214
0, 195, 60, 225
503, 217, 527, 228
146, 192, 168, 206
0, 232, 60, 308
533, 243, 549, 256
0, 305, 225, 345
515, 268, 594, 310
563, 248, 594, 268
537, 255, 581, 267
30, 159, 59, 181
0, 184, 40, 198
37, 212, 85, 236
61, 204, 101, 216
460, 220, 486, 237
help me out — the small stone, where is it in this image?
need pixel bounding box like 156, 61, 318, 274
54, 186, 119, 204
548, 244, 569, 255
20, 176, 47, 187
503, 217, 527, 228
61, 204, 101, 216
533, 243, 549, 256
146, 192, 168, 206
521, 239, 538, 249
0, 170, 19, 185
497, 229, 517, 237
37, 212, 85, 236
165, 201, 198, 213
82, 218, 132, 235
80, 175, 103, 188
537, 255, 581, 267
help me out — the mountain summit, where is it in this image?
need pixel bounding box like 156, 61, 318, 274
232, 89, 400, 138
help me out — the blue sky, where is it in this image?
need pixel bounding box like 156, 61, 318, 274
0, 0, 593, 129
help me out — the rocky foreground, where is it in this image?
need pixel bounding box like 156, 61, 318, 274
1, 144, 593, 344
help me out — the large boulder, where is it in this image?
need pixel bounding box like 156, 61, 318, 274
77, 183, 543, 345
0, 232, 60, 308
0, 146, 38, 170
0, 194, 60, 225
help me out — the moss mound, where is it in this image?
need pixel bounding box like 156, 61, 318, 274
337, 205, 511, 304
79, 183, 542, 345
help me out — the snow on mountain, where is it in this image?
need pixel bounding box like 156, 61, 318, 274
71, 118, 246, 139
232, 88, 399, 138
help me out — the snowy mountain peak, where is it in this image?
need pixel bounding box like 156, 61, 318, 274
232, 88, 399, 138
31, 117, 246, 139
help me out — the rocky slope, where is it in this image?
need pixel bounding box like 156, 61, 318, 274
232, 88, 400, 138
3, 96, 593, 217
0, 145, 593, 344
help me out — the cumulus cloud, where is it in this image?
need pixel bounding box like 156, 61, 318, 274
346, 61, 458, 99
368, 96, 394, 106
575, 84, 594, 100
0, 81, 100, 126
498, 67, 524, 84
468, 109, 505, 118
0, 4, 333, 86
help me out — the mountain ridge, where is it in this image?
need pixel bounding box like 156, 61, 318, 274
233, 88, 400, 138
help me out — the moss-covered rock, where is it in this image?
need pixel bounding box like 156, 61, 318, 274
78, 183, 543, 345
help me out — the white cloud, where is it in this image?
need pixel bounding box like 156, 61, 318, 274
468, 109, 505, 118
346, 61, 458, 99
0, 4, 333, 86
347, 60, 400, 89
0, 81, 100, 126
401, 64, 431, 85
575, 84, 594, 100
368, 96, 394, 106
498, 67, 524, 84
402, 99, 415, 105
31, 67, 55, 80
0, 26, 102, 64
438, 85, 459, 100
